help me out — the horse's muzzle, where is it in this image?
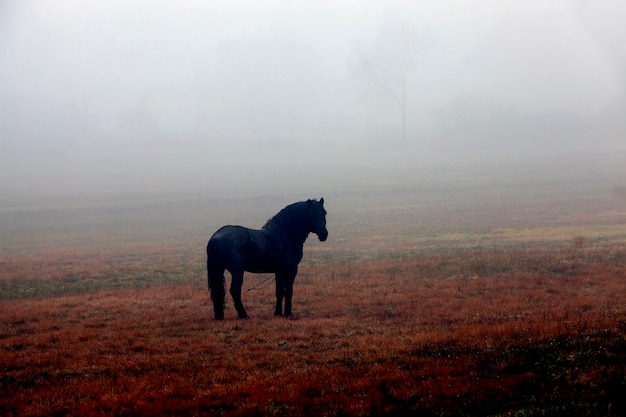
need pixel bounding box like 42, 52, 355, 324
317, 229, 328, 241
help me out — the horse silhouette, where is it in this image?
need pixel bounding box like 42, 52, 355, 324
207, 198, 328, 319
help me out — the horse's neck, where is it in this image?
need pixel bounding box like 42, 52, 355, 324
264, 206, 309, 245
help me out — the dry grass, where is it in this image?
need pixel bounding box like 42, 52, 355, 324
2, 246, 626, 416
2, 167, 626, 415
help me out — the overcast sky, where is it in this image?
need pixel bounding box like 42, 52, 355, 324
1, 0, 625, 194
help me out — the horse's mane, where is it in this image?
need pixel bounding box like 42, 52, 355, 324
262, 201, 310, 241
262, 201, 305, 229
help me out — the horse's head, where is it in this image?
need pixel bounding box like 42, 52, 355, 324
308, 198, 328, 241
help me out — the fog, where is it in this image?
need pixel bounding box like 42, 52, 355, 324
1, 0, 625, 196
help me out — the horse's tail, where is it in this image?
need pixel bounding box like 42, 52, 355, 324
206, 239, 225, 320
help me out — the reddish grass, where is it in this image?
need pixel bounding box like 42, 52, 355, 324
2, 247, 625, 416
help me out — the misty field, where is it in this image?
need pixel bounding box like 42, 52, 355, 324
2, 166, 626, 416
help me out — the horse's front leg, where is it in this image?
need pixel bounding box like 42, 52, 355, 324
274, 274, 284, 316
283, 267, 297, 317
230, 270, 249, 319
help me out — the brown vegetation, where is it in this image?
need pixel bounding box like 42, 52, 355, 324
2, 245, 625, 416
2, 170, 626, 415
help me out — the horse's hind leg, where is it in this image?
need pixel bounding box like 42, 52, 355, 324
207, 258, 226, 320
229, 270, 249, 319
210, 273, 225, 320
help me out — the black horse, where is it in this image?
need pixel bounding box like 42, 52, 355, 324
207, 198, 328, 320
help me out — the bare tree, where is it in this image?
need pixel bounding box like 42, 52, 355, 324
361, 18, 428, 141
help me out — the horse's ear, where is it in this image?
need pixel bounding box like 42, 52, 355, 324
320, 198, 324, 205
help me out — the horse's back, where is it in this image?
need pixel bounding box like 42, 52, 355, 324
207, 226, 265, 267
207, 225, 283, 273
207, 225, 249, 253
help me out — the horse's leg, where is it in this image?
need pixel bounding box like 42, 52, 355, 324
229, 269, 249, 319
207, 258, 226, 320
274, 273, 284, 316
210, 271, 226, 320
283, 267, 297, 317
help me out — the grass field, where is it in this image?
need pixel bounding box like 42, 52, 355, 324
2, 160, 626, 416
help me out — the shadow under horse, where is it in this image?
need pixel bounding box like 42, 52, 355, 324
206, 198, 328, 320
